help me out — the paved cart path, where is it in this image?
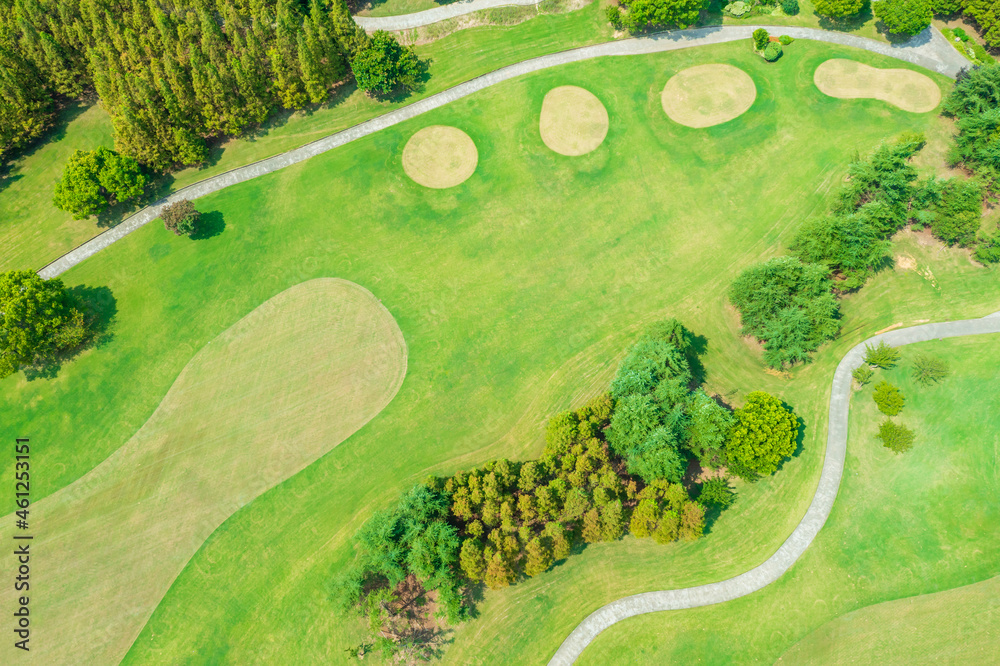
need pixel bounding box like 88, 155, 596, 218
354, 0, 540, 31
548, 313, 1000, 665
38, 25, 966, 279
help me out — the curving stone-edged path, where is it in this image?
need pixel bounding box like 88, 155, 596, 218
354, 0, 540, 31
38, 25, 967, 279
548, 312, 1000, 665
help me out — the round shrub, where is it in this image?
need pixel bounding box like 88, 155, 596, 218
779, 34, 794, 45
873, 380, 905, 416
781, 0, 800, 14
763, 42, 783, 61
725, 0, 750, 16
162, 200, 201, 237
876, 419, 915, 454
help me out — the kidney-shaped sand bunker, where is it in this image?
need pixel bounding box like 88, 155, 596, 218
661, 64, 757, 128
814, 59, 941, 113
403, 125, 478, 189
539, 85, 610, 156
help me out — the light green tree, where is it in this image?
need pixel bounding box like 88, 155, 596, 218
725, 391, 798, 480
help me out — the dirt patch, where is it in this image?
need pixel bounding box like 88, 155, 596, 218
896, 254, 918, 271
814, 59, 941, 113
539, 85, 609, 156
661, 64, 757, 128
402, 125, 478, 189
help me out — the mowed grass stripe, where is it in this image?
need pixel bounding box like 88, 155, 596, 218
0, 279, 406, 664
778, 574, 1000, 664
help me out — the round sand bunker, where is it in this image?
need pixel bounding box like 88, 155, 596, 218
402, 125, 478, 189
814, 59, 940, 113
539, 86, 609, 156
661, 64, 757, 128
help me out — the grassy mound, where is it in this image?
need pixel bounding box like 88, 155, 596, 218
814, 59, 942, 113
660, 64, 757, 128
779, 574, 1000, 663
402, 125, 479, 188
539, 85, 610, 156
0, 278, 406, 664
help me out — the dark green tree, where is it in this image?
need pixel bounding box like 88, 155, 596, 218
873, 0, 932, 36
0, 270, 86, 378
351, 31, 421, 96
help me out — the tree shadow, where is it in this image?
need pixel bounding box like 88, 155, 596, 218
682, 328, 709, 388
190, 210, 226, 240
23, 285, 118, 381
0, 98, 92, 196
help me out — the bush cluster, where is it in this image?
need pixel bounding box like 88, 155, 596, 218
945, 66, 1000, 189
873, 380, 905, 416
606, 0, 708, 32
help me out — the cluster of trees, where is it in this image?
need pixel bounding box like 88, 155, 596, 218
0, 0, 419, 169
736, 124, 994, 370
52, 148, 148, 219
964, 0, 1000, 48
751, 29, 790, 62
606, 0, 707, 32
0, 270, 93, 378
336, 319, 800, 656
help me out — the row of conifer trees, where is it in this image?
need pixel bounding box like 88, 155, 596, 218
1, 0, 367, 168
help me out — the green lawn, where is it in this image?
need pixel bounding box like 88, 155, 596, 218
779, 574, 1000, 663
1, 40, 996, 664
578, 333, 1000, 664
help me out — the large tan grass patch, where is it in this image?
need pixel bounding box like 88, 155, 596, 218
0, 278, 406, 664
403, 125, 478, 188
539, 85, 609, 156
814, 59, 941, 113
661, 64, 757, 128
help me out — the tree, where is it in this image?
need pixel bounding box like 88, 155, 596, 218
53, 148, 148, 219
873, 0, 932, 36
729, 256, 840, 369
912, 353, 949, 386
852, 364, 874, 386
629, 498, 660, 538
725, 391, 798, 480
876, 419, 915, 453
484, 551, 516, 590
698, 477, 735, 508
0, 271, 86, 378
927, 179, 984, 247
351, 31, 421, 96
652, 510, 680, 544
684, 390, 734, 467
753, 28, 770, 51
873, 381, 905, 416
625, 427, 686, 483
162, 200, 202, 237
679, 502, 705, 541
814, 0, 865, 17
790, 215, 891, 291
524, 538, 553, 576
864, 341, 901, 368
612, 0, 707, 31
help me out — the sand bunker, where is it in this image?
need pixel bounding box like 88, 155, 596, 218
539, 85, 610, 156
814, 59, 941, 113
661, 64, 757, 128
403, 125, 478, 189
